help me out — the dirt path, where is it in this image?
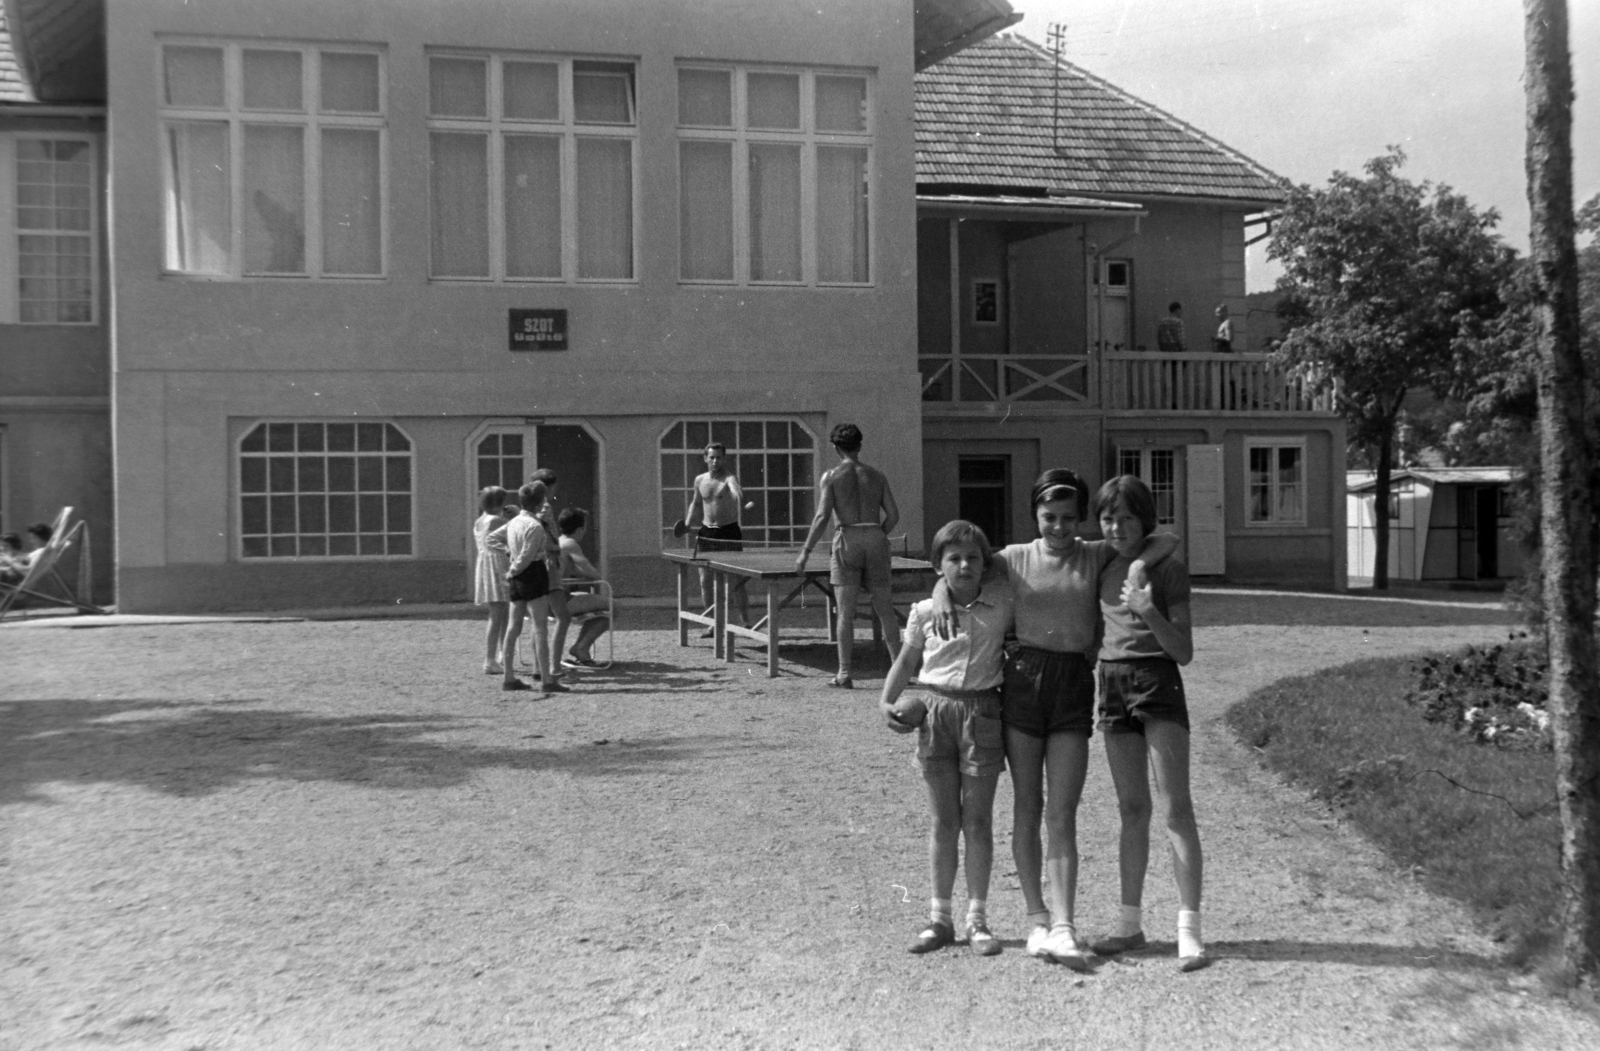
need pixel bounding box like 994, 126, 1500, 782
4, 592, 1596, 1049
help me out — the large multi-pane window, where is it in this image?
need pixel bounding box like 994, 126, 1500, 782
239, 422, 413, 558
677, 65, 871, 285
427, 53, 636, 282
660, 420, 816, 546
0, 135, 95, 324
1245, 439, 1305, 525
1117, 447, 1177, 528
159, 41, 386, 278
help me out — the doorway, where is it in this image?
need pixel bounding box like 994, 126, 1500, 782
470, 421, 603, 568
958, 456, 1009, 548
1456, 485, 1500, 580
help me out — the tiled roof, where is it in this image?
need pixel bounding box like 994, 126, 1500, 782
916, 34, 1287, 206
0, 8, 33, 103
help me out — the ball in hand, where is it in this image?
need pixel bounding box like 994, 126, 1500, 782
888, 696, 926, 732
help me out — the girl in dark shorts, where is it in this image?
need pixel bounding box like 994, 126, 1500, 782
930, 470, 1178, 969
1090, 475, 1207, 971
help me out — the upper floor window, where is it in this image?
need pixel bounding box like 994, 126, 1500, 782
677, 65, 872, 286
1245, 438, 1305, 526
160, 41, 386, 279
0, 135, 95, 324
427, 53, 637, 282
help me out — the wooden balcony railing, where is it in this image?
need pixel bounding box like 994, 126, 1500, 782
1102, 352, 1337, 414
919, 354, 1091, 405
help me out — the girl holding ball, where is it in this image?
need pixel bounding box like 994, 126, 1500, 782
879, 520, 1014, 956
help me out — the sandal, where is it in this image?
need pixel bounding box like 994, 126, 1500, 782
908, 921, 955, 955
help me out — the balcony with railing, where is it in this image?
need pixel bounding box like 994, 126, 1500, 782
1101, 352, 1336, 415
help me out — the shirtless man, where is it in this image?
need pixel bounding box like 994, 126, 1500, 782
796, 423, 901, 688
685, 442, 748, 628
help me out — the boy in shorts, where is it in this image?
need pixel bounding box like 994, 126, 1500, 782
489, 481, 569, 695
879, 520, 1013, 957
1090, 475, 1207, 971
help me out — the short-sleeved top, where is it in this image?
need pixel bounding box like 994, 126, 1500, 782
999, 538, 1117, 654
1098, 555, 1191, 661
903, 580, 1015, 692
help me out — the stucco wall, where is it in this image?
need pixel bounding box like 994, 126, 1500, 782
106, 0, 922, 611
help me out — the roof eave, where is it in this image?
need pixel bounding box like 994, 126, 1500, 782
914, 0, 1022, 70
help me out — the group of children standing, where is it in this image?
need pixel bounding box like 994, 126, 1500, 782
472, 469, 610, 694
881, 470, 1208, 972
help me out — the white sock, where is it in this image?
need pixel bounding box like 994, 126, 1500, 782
966, 899, 987, 928
930, 898, 953, 927
1177, 909, 1204, 958
1120, 903, 1143, 937
1048, 920, 1078, 945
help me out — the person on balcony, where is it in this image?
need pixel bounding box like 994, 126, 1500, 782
1212, 303, 1233, 353
1156, 302, 1186, 353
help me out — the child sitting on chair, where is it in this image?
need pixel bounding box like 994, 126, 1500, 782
879, 520, 1013, 957
555, 508, 610, 669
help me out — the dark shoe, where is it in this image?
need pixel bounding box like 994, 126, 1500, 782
501, 679, 534, 692
908, 922, 955, 955
827, 675, 854, 689
541, 681, 571, 694
1092, 931, 1148, 955
564, 653, 601, 669
966, 922, 1001, 957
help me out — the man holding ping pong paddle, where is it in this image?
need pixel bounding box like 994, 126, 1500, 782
681, 442, 751, 630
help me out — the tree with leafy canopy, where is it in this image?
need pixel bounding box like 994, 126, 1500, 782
1268, 147, 1515, 588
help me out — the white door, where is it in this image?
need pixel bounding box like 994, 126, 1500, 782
1186, 444, 1225, 574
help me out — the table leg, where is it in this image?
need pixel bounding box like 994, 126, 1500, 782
714, 572, 728, 660
826, 584, 839, 644
676, 563, 689, 647
766, 587, 779, 678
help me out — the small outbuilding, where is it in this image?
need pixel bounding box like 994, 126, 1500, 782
1346, 467, 1522, 584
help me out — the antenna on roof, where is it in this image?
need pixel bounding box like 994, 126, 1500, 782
1047, 22, 1067, 154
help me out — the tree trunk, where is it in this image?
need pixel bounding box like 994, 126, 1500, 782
1373, 432, 1392, 590
1525, 0, 1600, 984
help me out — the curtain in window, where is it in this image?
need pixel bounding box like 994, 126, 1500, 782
429, 132, 489, 276
748, 144, 799, 281
504, 134, 562, 278
429, 58, 487, 117
163, 122, 231, 274
576, 138, 632, 279
816, 146, 868, 282
1276, 448, 1303, 521
679, 141, 731, 280
322, 53, 380, 112
321, 128, 381, 274
243, 124, 306, 274
573, 65, 634, 124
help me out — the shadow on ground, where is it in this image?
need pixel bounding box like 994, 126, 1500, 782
0, 697, 772, 803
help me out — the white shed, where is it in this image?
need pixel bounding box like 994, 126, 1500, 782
1346, 467, 1522, 583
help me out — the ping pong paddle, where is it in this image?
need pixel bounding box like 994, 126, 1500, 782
672, 519, 690, 539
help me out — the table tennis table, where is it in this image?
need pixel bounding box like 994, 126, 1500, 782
662, 548, 933, 678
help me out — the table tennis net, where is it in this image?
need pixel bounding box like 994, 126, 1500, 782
664, 529, 911, 558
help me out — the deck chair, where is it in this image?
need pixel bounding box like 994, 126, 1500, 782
0, 506, 106, 620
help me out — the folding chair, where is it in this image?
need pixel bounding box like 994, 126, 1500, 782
0, 506, 106, 621
519, 579, 614, 672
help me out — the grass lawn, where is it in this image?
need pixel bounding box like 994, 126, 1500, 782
1226, 652, 1561, 969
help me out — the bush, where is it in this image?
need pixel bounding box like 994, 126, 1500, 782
1404, 632, 1550, 750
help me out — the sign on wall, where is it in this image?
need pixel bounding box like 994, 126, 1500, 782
509, 309, 568, 351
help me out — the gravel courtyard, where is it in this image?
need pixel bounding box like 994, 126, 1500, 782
5, 590, 1598, 1050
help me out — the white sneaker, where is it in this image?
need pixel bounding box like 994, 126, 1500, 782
1043, 927, 1092, 972
1025, 925, 1053, 958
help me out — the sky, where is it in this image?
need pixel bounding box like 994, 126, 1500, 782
1010, 0, 1600, 290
